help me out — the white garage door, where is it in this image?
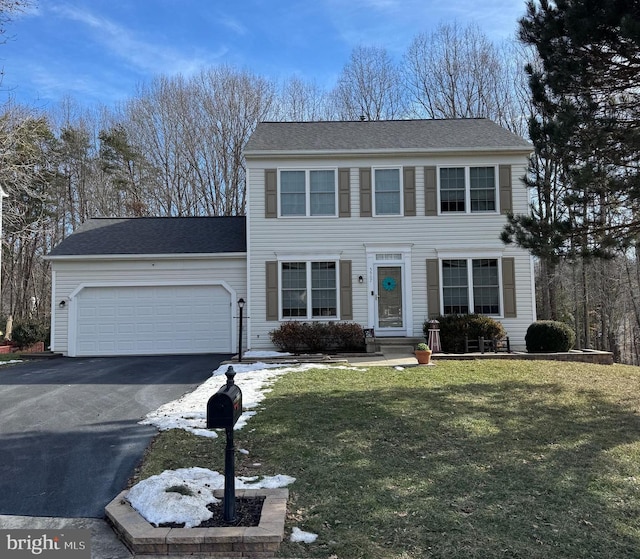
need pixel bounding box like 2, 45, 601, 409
74, 285, 231, 356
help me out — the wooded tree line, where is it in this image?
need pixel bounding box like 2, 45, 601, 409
2, 1, 640, 364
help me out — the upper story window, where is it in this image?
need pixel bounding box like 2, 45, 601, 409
374, 168, 402, 216
439, 166, 497, 214
280, 169, 337, 217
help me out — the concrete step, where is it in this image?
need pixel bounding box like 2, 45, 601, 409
376, 337, 425, 355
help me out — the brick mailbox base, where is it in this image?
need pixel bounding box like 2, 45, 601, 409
106, 488, 288, 557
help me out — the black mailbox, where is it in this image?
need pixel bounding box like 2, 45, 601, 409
207, 367, 242, 429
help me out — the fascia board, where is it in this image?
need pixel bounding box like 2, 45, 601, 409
244, 145, 534, 160
44, 252, 247, 261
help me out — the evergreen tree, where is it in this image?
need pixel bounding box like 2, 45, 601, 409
503, 0, 640, 259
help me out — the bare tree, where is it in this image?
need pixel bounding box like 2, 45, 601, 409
404, 22, 527, 134
0, 103, 56, 322
122, 66, 274, 216
331, 45, 407, 121
275, 76, 331, 122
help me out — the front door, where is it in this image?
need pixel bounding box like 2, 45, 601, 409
375, 265, 405, 334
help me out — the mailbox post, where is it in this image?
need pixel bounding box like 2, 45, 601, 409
206, 365, 243, 522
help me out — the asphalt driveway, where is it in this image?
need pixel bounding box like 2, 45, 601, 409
0, 354, 230, 518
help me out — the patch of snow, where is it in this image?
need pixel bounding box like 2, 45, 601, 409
238, 448, 249, 455
127, 467, 296, 528
290, 527, 318, 543
0, 360, 22, 366
141, 362, 343, 436
127, 467, 222, 528
239, 473, 296, 488
243, 350, 292, 358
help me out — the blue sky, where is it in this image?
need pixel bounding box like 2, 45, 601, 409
0, 0, 528, 110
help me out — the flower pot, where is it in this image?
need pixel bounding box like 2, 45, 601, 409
415, 349, 432, 365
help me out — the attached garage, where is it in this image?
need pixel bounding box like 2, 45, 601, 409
47, 217, 246, 357
73, 284, 232, 356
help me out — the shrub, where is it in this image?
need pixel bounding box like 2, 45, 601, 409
525, 320, 575, 352
11, 319, 50, 349
269, 322, 306, 353
269, 322, 365, 353
425, 314, 506, 353
330, 322, 367, 351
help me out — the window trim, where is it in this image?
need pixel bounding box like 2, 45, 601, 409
278, 258, 340, 320
437, 165, 499, 215
278, 168, 339, 218
372, 166, 403, 217
439, 256, 504, 318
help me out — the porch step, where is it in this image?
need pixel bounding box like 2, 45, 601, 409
376, 337, 425, 356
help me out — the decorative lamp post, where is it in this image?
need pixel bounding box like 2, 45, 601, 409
237, 298, 245, 362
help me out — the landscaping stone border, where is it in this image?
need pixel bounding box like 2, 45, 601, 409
106, 488, 288, 557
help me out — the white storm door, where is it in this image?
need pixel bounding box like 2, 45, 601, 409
375, 265, 406, 334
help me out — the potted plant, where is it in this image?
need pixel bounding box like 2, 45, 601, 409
415, 342, 432, 365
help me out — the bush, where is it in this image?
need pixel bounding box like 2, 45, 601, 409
11, 319, 50, 348
425, 314, 506, 353
269, 322, 365, 353
525, 320, 575, 352
330, 322, 367, 351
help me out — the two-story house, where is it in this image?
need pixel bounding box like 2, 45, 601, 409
47, 118, 535, 356
243, 119, 535, 350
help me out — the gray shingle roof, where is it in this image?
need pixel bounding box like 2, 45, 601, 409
48, 217, 246, 257
245, 118, 532, 154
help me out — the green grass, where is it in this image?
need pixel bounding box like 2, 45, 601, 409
0, 353, 21, 361
137, 360, 640, 559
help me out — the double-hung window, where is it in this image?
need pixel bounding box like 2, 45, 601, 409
280, 170, 337, 216
442, 258, 500, 315
373, 168, 401, 215
281, 261, 337, 318
439, 166, 496, 213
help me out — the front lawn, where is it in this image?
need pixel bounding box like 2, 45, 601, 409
137, 360, 640, 558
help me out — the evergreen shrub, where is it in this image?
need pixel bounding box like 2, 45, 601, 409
425, 314, 506, 353
525, 320, 575, 352
11, 320, 50, 348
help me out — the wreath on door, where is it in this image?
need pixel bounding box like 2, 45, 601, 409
382, 277, 397, 291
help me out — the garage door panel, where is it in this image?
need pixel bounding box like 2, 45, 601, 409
75, 285, 231, 356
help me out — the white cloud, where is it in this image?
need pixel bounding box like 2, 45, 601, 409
218, 14, 248, 36
50, 4, 222, 77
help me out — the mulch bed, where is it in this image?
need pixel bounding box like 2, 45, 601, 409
160, 497, 265, 528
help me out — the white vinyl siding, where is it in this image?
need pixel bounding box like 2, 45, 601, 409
247, 154, 535, 350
